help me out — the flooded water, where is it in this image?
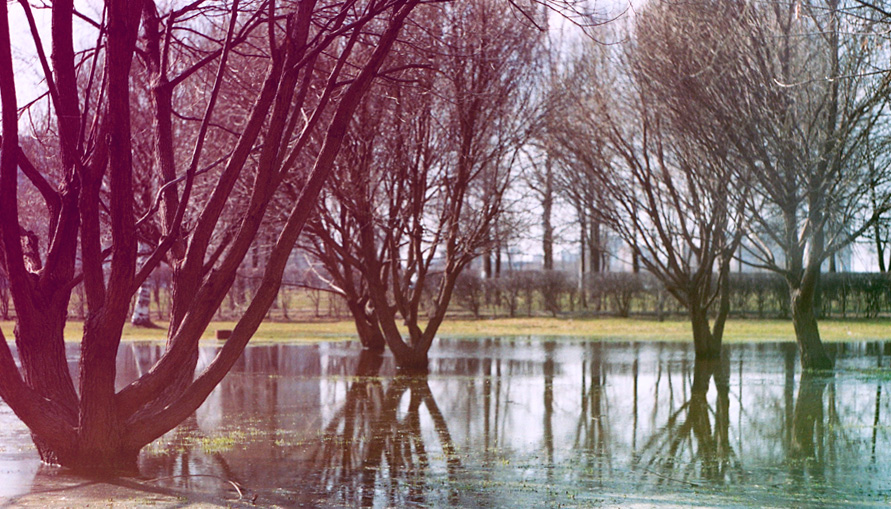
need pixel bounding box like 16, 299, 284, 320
2, 338, 891, 507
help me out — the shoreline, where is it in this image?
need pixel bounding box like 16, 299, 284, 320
3, 316, 890, 343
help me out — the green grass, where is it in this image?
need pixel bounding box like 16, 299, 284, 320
3, 316, 891, 343
424, 317, 891, 342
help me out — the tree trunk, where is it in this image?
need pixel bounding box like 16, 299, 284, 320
131, 283, 156, 327
578, 220, 587, 308
790, 283, 834, 370
689, 304, 721, 360
346, 300, 386, 352
16, 312, 79, 464
691, 357, 718, 395
589, 219, 602, 273
0, 273, 8, 320
390, 348, 429, 373
542, 158, 554, 271
495, 247, 502, 277
814, 268, 825, 319
390, 343, 430, 374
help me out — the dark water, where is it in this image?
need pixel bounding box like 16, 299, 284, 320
2, 338, 891, 507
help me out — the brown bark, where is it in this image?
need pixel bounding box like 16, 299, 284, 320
687, 256, 733, 360
75, 0, 143, 473
0, 329, 77, 464
542, 157, 554, 271
1, 0, 80, 465
50, 0, 82, 169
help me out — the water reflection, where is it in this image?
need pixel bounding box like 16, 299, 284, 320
310, 351, 461, 507
0, 338, 889, 507
633, 354, 735, 485
789, 373, 829, 479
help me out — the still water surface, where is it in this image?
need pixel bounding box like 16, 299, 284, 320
1, 338, 890, 507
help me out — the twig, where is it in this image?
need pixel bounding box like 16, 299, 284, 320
637, 466, 702, 488
143, 474, 245, 499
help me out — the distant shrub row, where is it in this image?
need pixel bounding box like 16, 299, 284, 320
3, 268, 886, 323
448, 270, 891, 319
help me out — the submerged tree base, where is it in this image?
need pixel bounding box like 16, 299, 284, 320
394, 356, 430, 374
798, 351, 834, 371
44, 450, 141, 478
792, 306, 835, 371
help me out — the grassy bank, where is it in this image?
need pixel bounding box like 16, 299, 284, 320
3, 316, 890, 343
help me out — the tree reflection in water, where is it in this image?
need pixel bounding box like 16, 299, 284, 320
788, 372, 831, 487
633, 351, 739, 485
574, 342, 611, 483
310, 350, 462, 507
137, 414, 249, 498
5, 340, 886, 507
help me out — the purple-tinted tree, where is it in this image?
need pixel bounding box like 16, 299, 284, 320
547, 16, 747, 359
0, 0, 420, 473
300, 0, 544, 369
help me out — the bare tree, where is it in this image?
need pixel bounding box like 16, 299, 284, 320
552, 143, 610, 308
859, 130, 891, 272
0, 0, 421, 473
548, 19, 746, 359
301, 0, 544, 369
523, 150, 557, 271
634, 0, 891, 369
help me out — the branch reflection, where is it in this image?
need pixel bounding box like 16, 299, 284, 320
311, 350, 462, 507
633, 352, 738, 485
788, 371, 832, 485
574, 342, 611, 481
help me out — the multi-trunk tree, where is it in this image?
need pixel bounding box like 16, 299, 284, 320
634, 0, 891, 369
548, 20, 746, 359
300, 0, 543, 370
0, 0, 421, 473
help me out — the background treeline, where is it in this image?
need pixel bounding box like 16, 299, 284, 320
5, 268, 886, 323
449, 270, 891, 320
